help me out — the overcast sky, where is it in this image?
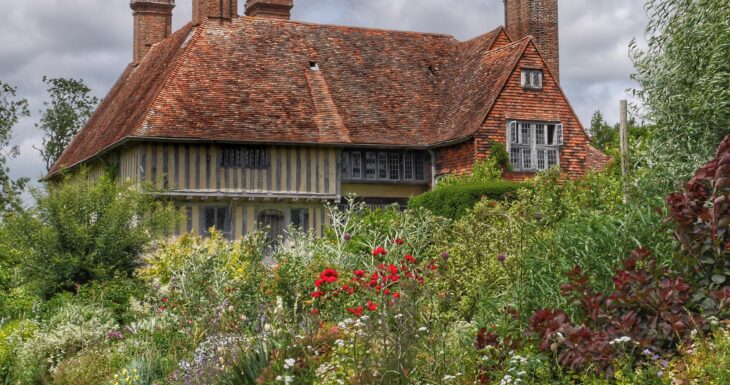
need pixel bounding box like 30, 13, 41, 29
0, 0, 648, 184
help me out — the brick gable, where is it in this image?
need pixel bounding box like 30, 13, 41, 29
475, 40, 597, 179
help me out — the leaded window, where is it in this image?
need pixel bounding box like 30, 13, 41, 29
341, 150, 429, 182
507, 120, 562, 172
365, 152, 377, 180
220, 145, 270, 169
521, 69, 543, 89
290, 208, 309, 231
202, 206, 229, 237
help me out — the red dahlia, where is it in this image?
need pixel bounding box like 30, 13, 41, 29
367, 300, 378, 312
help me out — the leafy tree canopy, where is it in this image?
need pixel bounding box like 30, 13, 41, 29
0, 81, 29, 213
35, 77, 98, 172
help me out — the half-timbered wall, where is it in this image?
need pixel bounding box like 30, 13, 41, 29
119, 143, 339, 197
173, 201, 330, 239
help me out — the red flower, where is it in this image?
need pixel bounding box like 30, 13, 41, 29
310, 308, 320, 315
354, 270, 366, 278
394, 238, 404, 245
384, 289, 391, 295
315, 278, 325, 287
388, 264, 399, 275
367, 300, 378, 312
159, 305, 166, 312
311, 291, 324, 298
161, 297, 169, 303
319, 268, 339, 284
348, 306, 364, 317
404, 255, 416, 263
392, 292, 401, 299
373, 247, 388, 257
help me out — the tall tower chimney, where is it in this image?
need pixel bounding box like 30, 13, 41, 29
130, 0, 175, 64
504, 0, 559, 83
245, 0, 294, 20
192, 0, 238, 25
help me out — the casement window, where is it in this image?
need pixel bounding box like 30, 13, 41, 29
220, 145, 270, 169
521, 69, 543, 90
341, 150, 428, 182
290, 208, 310, 231
202, 206, 230, 237
507, 120, 563, 172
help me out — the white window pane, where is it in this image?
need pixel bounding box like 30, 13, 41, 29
520, 123, 531, 145
510, 148, 521, 169
521, 148, 532, 169
537, 149, 546, 170
351, 152, 362, 179
548, 149, 558, 167
536, 124, 546, 145
365, 152, 377, 180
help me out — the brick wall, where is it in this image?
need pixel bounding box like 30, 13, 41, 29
475, 40, 594, 180
193, 0, 238, 24
435, 139, 476, 177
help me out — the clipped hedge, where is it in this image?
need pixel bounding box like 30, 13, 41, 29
408, 181, 522, 219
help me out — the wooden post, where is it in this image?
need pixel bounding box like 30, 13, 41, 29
620, 100, 629, 203
619, 100, 629, 177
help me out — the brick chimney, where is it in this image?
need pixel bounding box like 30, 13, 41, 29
130, 0, 175, 64
245, 0, 294, 20
192, 0, 238, 25
504, 0, 559, 83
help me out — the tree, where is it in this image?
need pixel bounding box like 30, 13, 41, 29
589, 110, 615, 151
35, 77, 98, 171
630, 0, 730, 165
0, 81, 30, 212
5, 172, 176, 298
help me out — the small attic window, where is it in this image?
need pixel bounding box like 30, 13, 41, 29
521, 69, 543, 89
309, 61, 320, 71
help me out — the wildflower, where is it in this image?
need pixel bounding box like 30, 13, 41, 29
354, 270, 366, 278
347, 306, 364, 317
310, 308, 320, 315
284, 358, 296, 369
159, 305, 166, 312
343, 233, 352, 241
388, 264, 399, 275
161, 296, 169, 303
418, 327, 429, 333
373, 246, 387, 257
315, 278, 325, 287
440, 252, 449, 260
310, 290, 324, 298
392, 292, 400, 299
367, 300, 378, 312
497, 253, 507, 263
319, 268, 339, 284
394, 238, 404, 245
608, 336, 632, 345
404, 254, 416, 263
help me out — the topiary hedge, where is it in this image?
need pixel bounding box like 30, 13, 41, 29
408, 181, 522, 219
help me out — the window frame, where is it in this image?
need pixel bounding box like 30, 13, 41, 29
201, 206, 231, 237
219, 145, 270, 169
520, 69, 544, 90
507, 120, 562, 172
340, 150, 429, 183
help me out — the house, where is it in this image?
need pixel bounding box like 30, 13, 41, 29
47, 0, 609, 244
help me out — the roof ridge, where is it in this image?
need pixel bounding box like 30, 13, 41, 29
135, 21, 202, 136
238, 16, 458, 40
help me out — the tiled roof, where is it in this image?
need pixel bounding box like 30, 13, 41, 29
50, 18, 527, 176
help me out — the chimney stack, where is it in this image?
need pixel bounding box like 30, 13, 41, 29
130, 0, 175, 64
192, 0, 238, 25
245, 0, 294, 20
504, 0, 560, 83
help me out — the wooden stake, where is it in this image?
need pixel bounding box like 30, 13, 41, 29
620, 100, 629, 203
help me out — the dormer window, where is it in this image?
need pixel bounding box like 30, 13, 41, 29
521, 69, 543, 89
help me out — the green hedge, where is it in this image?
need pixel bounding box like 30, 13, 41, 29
408, 181, 522, 219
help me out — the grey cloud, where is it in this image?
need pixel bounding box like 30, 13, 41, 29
1, 0, 647, 185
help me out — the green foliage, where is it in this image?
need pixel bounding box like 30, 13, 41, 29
435, 157, 505, 189
0, 80, 29, 212
4, 173, 176, 298
409, 180, 522, 219
630, 0, 730, 183
589, 110, 616, 151
35, 76, 99, 171
489, 141, 511, 171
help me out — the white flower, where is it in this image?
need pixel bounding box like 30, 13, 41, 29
443, 374, 456, 382
418, 327, 429, 333
609, 336, 632, 345
284, 358, 296, 369
500, 374, 514, 385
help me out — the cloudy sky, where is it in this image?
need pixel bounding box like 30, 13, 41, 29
0, 0, 648, 184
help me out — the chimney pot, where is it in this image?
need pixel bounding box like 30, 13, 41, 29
245, 0, 294, 20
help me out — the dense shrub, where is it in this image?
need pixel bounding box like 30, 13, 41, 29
3, 172, 176, 298
409, 181, 521, 219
